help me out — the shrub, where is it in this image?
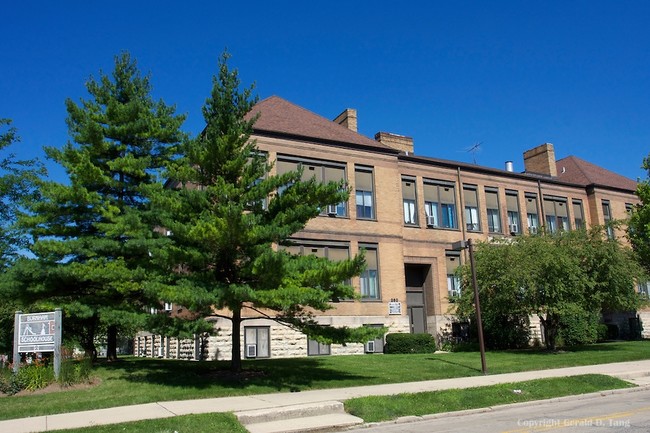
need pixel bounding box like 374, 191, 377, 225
59, 356, 93, 387
0, 368, 22, 395
557, 308, 601, 347
17, 363, 54, 391
75, 357, 92, 382
384, 333, 436, 354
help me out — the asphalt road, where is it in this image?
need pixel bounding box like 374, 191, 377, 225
353, 387, 650, 433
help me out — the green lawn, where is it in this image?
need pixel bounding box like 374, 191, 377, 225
52, 413, 248, 433
345, 374, 635, 423
1, 340, 648, 421
20, 375, 636, 433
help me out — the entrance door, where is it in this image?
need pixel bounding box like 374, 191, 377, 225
405, 264, 430, 334
407, 292, 426, 333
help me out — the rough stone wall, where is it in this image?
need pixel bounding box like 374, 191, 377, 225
529, 315, 543, 345
639, 312, 650, 339
205, 315, 410, 360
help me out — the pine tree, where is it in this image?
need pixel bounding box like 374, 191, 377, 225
0, 119, 42, 268
156, 52, 378, 372
8, 53, 185, 360
0, 119, 43, 354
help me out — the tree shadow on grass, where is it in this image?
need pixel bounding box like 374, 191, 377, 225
99, 357, 371, 392
422, 355, 484, 375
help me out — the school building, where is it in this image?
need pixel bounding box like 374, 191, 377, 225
134, 96, 646, 360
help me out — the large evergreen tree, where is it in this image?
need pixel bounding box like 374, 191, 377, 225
0, 119, 43, 354
155, 53, 378, 372
0, 119, 42, 268
7, 53, 185, 360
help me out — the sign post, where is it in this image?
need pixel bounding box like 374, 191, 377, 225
13, 309, 63, 378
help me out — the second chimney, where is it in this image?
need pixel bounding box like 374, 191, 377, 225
523, 143, 557, 177
333, 108, 358, 132
375, 132, 414, 154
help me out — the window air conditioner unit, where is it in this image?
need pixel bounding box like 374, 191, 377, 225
426, 216, 436, 227
509, 224, 518, 234
366, 341, 375, 353
246, 344, 257, 358
467, 223, 479, 231
326, 204, 338, 216
529, 226, 538, 234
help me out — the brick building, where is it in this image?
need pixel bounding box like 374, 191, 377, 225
135, 96, 647, 360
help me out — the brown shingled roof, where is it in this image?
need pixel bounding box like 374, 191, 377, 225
247, 96, 394, 152
556, 155, 637, 191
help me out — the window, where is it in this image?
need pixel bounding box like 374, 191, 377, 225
283, 241, 351, 288
364, 324, 385, 354
463, 185, 480, 232
626, 203, 635, 215
247, 152, 268, 210
506, 190, 521, 235
485, 188, 501, 233
602, 200, 614, 239
446, 253, 461, 301
525, 193, 540, 233
307, 338, 331, 356
355, 167, 375, 219
639, 281, 650, 298
572, 200, 584, 230
276, 156, 347, 216
244, 327, 270, 358
543, 196, 569, 233
424, 181, 457, 229
402, 178, 418, 225
452, 322, 470, 342
360, 245, 380, 300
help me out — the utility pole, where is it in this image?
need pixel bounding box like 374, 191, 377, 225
452, 239, 487, 375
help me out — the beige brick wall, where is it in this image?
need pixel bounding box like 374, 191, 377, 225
160, 132, 640, 359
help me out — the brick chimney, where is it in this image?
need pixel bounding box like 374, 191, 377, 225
333, 108, 357, 132
375, 132, 414, 155
523, 143, 557, 177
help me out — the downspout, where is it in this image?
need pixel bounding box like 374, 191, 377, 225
537, 179, 545, 229
457, 167, 467, 240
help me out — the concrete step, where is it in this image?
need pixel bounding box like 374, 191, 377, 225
244, 413, 364, 433
236, 400, 363, 433
611, 370, 650, 386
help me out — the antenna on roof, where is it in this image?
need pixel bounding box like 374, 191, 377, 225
465, 142, 482, 164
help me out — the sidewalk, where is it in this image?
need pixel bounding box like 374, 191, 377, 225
2, 359, 650, 433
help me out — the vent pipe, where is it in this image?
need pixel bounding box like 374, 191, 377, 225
505, 161, 514, 172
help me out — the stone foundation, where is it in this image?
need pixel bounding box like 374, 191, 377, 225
135, 315, 410, 361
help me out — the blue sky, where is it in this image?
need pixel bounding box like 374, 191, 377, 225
2, 1, 649, 182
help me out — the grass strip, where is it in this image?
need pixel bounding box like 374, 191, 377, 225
51, 412, 248, 433
344, 374, 635, 423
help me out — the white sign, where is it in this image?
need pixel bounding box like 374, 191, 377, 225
14, 309, 62, 379
388, 300, 402, 315
17, 312, 56, 352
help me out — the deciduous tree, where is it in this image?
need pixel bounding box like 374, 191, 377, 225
629, 155, 650, 274
456, 228, 644, 350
